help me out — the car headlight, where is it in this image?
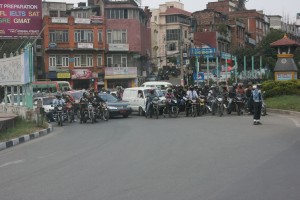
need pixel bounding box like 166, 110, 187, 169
108, 106, 118, 110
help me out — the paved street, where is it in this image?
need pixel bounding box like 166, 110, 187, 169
0, 113, 299, 200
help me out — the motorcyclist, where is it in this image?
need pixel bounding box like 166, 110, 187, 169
79, 92, 90, 123
245, 82, 253, 114
145, 89, 157, 118
165, 88, 174, 113
236, 83, 245, 96
53, 92, 65, 106
186, 86, 198, 100
51, 93, 66, 123
185, 86, 199, 116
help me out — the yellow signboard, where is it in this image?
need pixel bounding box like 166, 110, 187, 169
57, 73, 70, 79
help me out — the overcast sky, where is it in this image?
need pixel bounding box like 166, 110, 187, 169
47, 0, 300, 22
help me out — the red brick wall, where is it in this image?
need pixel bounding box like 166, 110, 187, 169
194, 32, 217, 48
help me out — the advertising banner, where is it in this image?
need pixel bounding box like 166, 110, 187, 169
71, 69, 92, 79
0, 0, 42, 37
190, 48, 216, 58
0, 48, 30, 85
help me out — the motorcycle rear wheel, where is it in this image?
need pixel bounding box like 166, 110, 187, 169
102, 110, 110, 121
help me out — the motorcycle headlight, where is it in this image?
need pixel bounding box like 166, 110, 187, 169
218, 98, 223, 101
58, 107, 62, 111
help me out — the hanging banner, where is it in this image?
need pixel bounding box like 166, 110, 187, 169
0, 0, 42, 38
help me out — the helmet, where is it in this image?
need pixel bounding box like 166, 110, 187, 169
56, 92, 62, 99
150, 89, 155, 94
83, 92, 89, 98
189, 86, 194, 90
167, 88, 172, 92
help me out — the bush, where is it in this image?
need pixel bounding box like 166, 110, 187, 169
262, 80, 300, 98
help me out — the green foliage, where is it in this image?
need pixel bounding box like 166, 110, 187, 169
265, 95, 300, 112
262, 80, 300, 98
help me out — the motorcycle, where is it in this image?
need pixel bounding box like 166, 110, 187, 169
227, 94, 245, 115
98, 102, 110, 121
216, 95, 224, 117
163, 98, 179, 118
145, 97, 160, 119
81, 102, 95, 123
53, 104, 66, 126
184, 97, 197, 117
198, 95, 206, 116
65, 102, 75, 123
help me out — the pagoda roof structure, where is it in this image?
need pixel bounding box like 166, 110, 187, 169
271, 35, 300, 47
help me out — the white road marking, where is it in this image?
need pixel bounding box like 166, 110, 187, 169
0, 160, 24, 168
289, 117, 300, 128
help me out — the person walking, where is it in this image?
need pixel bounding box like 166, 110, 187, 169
251, 84, 263, 125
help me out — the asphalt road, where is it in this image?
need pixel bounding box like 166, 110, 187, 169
0, 113, 299, 200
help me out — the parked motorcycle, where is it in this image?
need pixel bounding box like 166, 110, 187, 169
184, 97, 197, 117
198, 95, 206, 116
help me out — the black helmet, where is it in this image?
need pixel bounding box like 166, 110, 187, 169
167, 88, 172, 92
189, 86, 194, 90
56, 92, 62, 99
83, 92, 89, 98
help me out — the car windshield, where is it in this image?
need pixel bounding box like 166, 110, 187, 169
99, 94, 118, 103
43, 98, 55, 105
70, 92, 83, 100
144, 89, 162, 97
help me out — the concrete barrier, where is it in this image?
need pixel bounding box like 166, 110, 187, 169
0, 105, 34, 120
0, 113, 17, 133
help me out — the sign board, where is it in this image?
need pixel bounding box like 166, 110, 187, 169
105, 67, 137, 76
90, 16, 103, 24
193, 72, 205, 81
77, 43, 93, 49
51, 17, 68, 24
0, 0, 42, 38
57, 73, 71, 79
0, 47, 30, 85
108, 44, 129, 51
276, 73, 293, 81
71, 69, 92, 79
75, 18, 90, 24
190, 48, 216, 58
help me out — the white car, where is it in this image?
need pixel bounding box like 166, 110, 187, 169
33, 96, 56, 113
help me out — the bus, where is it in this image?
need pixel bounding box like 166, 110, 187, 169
32, 81, 72, 93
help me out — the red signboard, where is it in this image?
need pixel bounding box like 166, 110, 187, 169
71, 69, 92, 80
0, 0, 42, 37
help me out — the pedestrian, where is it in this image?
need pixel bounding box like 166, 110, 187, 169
251, 84, 263, 125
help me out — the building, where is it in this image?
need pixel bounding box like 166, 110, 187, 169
104, 0, 151, 89
150, 1, 192, 71
269, 15, 300, 41
42, 1, 105, 89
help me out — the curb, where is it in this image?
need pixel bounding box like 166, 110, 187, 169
268, 108, 300, 118
0, 124, 53, 151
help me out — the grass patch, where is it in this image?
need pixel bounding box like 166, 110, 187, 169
265, 95, 300, 112
0, 117, 47, 143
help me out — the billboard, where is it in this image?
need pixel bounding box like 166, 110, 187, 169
0, 0, 42, 38
0, 47, 30, 86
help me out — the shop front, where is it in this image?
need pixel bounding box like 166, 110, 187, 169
71, 69, 98, 90
104, 67, 137, 89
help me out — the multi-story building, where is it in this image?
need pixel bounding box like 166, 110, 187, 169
269, 15, 300, 41
150, 1, 192, 71
42, 1, 105, 89
104, 0, 151, 89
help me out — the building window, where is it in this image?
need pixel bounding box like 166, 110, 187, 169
106, 54, 127, 67
74, 30, 94, 42
49, 10, 58, 17
49, 55, 69, 67
97, 54, 103, 66
49, 30, 69, 42
166, 15, 177, 23
98, 30, 103, 43
166, 29, 180, 41
76, 12, 88, 18
60, 11, 67, 17
168, 43, 176, 51
106, 9, 129, 19
107, 30, 127, 44
74, 55, 93, 67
